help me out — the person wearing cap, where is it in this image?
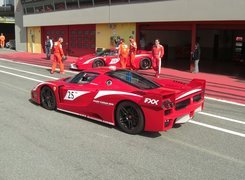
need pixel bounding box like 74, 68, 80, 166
152, 39, 164, 78
118, 38, 129, 69
129, 35, 137, 70
51, 37, 65, 74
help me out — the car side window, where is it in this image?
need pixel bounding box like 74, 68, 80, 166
69, 72, 99, 84
78, 73, 98, 84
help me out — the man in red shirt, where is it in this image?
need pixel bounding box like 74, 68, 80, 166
118, 39, 129, 69
129, 35, 137, 70
152, 39, 164, 78
51, 37, 65, 74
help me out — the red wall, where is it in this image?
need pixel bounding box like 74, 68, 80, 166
41, 24, 95, 57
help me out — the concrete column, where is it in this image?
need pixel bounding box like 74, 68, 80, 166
14, 0, 27, 52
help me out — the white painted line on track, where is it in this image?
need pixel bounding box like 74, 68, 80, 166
0, 58, 77, 74
1, 68, 244, 138
0, 69, 43, 83
205, 96, 245, 107
189, 120, 245, 138
0, 57, 244, 107
199, 112, 245, 125
0, 64, 58, 80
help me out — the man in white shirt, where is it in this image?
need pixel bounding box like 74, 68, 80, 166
45, 35, 53, 60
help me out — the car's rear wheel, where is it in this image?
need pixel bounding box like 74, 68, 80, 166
115, 101, 144, 134
92, 59, 105, 68
40, 86, 56, 110
140, 58, 152, 70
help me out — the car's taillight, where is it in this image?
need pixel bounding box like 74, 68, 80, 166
162, 99, 174, 109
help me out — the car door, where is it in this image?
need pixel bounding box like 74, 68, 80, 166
105, 49, 121, 67
58, 72, 99, 115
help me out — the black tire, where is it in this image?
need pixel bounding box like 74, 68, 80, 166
40, 86, 56, 110
92, 59, 105, 68
115, 101, 144, 134
140, 58, 152, 70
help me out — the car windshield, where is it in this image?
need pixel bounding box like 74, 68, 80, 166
107, 70, 161, 90
66, 72, 99, 84
96, 49, 118, 56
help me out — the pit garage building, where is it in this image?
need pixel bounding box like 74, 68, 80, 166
15, 0, 245, 71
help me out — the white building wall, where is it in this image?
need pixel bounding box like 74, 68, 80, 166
23, 0, 245, 27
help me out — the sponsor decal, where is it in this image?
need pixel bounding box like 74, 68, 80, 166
64, 90, 89, 101
93, 100, 114, 106
144, 98, 159, 105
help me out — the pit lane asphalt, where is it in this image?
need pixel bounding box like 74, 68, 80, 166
0, 60, 244, 180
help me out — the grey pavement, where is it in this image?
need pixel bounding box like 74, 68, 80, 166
0, 59, 244, 180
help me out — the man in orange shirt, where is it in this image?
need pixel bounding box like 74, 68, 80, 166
129, 35, 137, 70
152, 39, 164, 78
0, 33, 5, 48
118, 39, 129, 69
51, 37, 65, 74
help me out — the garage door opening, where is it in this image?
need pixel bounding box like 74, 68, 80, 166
139, 29, 192, 71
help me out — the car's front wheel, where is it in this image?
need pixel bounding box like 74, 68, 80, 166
115, 101, 144, 134
40, 86, 56, 110
92, 59, 105, 68
140, 58, 152, 70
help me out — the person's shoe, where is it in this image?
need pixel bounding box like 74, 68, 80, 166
50, 71, 54, 74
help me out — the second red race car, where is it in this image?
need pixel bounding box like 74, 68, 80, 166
31, 67, 206, 134
70, 49, 153, 70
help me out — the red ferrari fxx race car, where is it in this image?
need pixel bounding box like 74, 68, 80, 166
70, 49, 153, 70
31, 67, 205, 134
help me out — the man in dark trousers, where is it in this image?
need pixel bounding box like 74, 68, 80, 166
191, 43, 201, 73
45, 35, 53, 60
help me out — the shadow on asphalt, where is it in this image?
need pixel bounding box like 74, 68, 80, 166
28, 99, 163, 137
173, 124, 182, 128
29, 99, 39, 106
139, 131, 162, 138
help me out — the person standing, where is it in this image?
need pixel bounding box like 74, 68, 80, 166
0, 33, 6, 48
51, 37, 65, 74
191, 43, 201, 73
45, 35, 53, 60
152, 39, 164, 78
129, 35, 137, 70
241, 41, 245, 62
118, 38, 129, 69
140, 36, 146, 50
